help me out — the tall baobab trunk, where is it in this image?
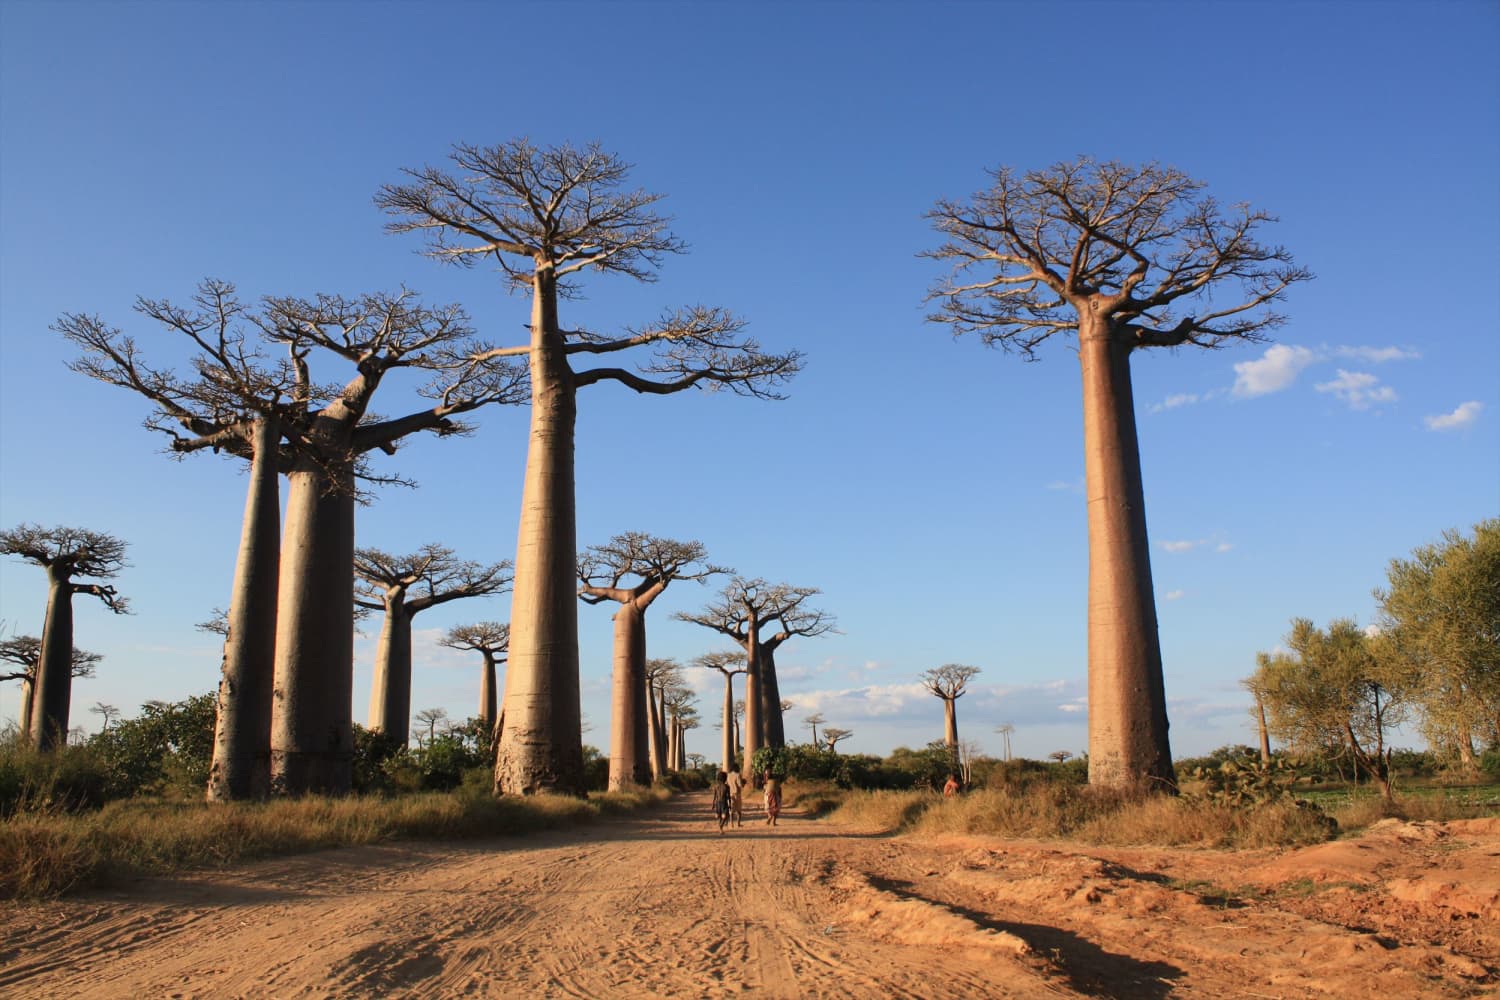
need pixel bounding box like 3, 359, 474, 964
741, 616, 762, 783
758, 641, 786, 748
495, 269, 585, 795
607, 604, 651, 789
30, 571, 75, 749
19, 674, 34, 738
479, 651, 499, 730
942, 698, 959, 751
720, 672, 736, 773
646, 676, 664, 780
208, 415, 281, 801
271, 459, 356, 795
1253, 691, 1272, 767
1079, 322, 1175, 790
366, 598, 414, 738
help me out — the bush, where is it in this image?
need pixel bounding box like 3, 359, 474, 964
86, 694, 216, 799
0, 734, 111, 817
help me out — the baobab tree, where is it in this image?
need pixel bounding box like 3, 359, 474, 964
0, 636, 100, 737
927, 159, 1309, 789
1, 526, 129, 749
644, 658, 680, 780
823, 727, 853, 753
355, 545, 513, 739
921, 664, 981, 768
413, 707, 449, 747
994, 722, 1015, 762
694, 649, 747, 774
378, 140, 802, 795
261, 291, 525, 796
803, 712, 826, 747
678, 578, 835, 781
61, 282, 307, 800
579, 534, 727, 789
90, 702, 120, 731
440, 622, 510, 735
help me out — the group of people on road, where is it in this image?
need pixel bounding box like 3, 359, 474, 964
709, 769, 781, 833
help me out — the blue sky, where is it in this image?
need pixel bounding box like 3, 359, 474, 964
1, 1, 1496, 762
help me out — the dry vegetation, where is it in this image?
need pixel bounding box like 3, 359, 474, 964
0, 784, 667, 899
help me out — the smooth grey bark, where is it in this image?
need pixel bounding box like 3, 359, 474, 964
271, 459, 357, 795
721, 672, 737, 773
741, 611, 762, 784
207, 416, 281, 801
1079, 323, 1174, 789
479, 651, 499, 729
646, 674, 665, 780
607, 604, 650, 789
757, 639, 786, 748
495, 269, 585, 795
366, 598, 415, 738
30, 574, 75, 750
19, 675, 34, 737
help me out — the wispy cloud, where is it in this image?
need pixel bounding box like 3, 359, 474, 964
1332, 345, 1420, 363
1314, 369, 1397, 410
1161, 539, 1202, 553
1215, 542, 1233, 553
1165, 589, 1185, 601
1424, 401, 1483, 431
1231, 345, 1318, 398
1045, 478, 1084, 494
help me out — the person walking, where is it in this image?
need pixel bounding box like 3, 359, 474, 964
762, 770, 782, 827
725, 769, 745, 827
943, 774, 960, 797
710, 771, 732, 834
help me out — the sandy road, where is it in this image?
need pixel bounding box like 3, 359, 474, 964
1, 796, 1496, 998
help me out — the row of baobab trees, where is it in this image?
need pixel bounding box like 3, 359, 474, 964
5, 137, 1308, 798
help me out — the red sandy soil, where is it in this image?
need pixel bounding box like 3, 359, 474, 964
0, 796, 1495, 998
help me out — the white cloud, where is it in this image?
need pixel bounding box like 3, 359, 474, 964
1424, 401, 1483, 431
1215, 542, 1233, 553
1332, 345, 1420, 363
1314, 369, 1397, 410
1150, 392, 1200, 414
1232, 345, 1317, 398
1161, 539, 1203, 553
1165, 590, 1185, 601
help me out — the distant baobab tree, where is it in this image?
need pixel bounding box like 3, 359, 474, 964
994, 722, 1015, 762
379, 139, 802, 795
921, 664, 980, 767
927, 158, 1310, 789
440, 622, 510, 737
0, 526, 129, 750
644, 658, 681, 780
0, 636, 101, 738
803, 712, 826, 747
1049, 750, 1074, 765
90, 702, 120, 731
678, 578, 835, 782
823, 727, 853, 753
694, 650, 747, 774
579, 534, 727, 789
354, 545, 513, 739
413, 707, 449, 747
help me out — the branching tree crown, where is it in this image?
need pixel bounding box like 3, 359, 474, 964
926, 158, 1312, 357
354, 545, 514, 612
921, 664, 980, 701
1, 525, 130, 613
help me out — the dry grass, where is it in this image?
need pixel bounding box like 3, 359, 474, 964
0, 787, 668, 899
825, 785, 1342, 849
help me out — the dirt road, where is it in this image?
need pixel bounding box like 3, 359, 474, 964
1, 794, 1496, 998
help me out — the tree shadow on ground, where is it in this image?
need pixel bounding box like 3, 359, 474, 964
868, 876, 1184, 1000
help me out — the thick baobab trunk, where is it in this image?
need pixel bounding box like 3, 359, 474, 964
607, 604, 651, 789
646, 678, 664, 780
741, 619, 762, 784
19, 675, 34, 738
758, 642, 786, 748
666, 714, 679, 774
1079, 322, 1175, 790
495, 271, 585, 795
29, 572, 74, 750
271, 462, 357, 795
208, 416, 280, 802
366, 599, 414, 739
943, 699, 959, 751
479, 652, 498, 730
720, 672, 736, 773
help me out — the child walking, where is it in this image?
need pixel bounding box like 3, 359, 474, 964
710, 771, 732, 834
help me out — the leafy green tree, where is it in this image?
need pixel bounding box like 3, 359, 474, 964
1376, 519, 1500, 774
1251, 619, 1415, 801
88, 694, 217, 798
